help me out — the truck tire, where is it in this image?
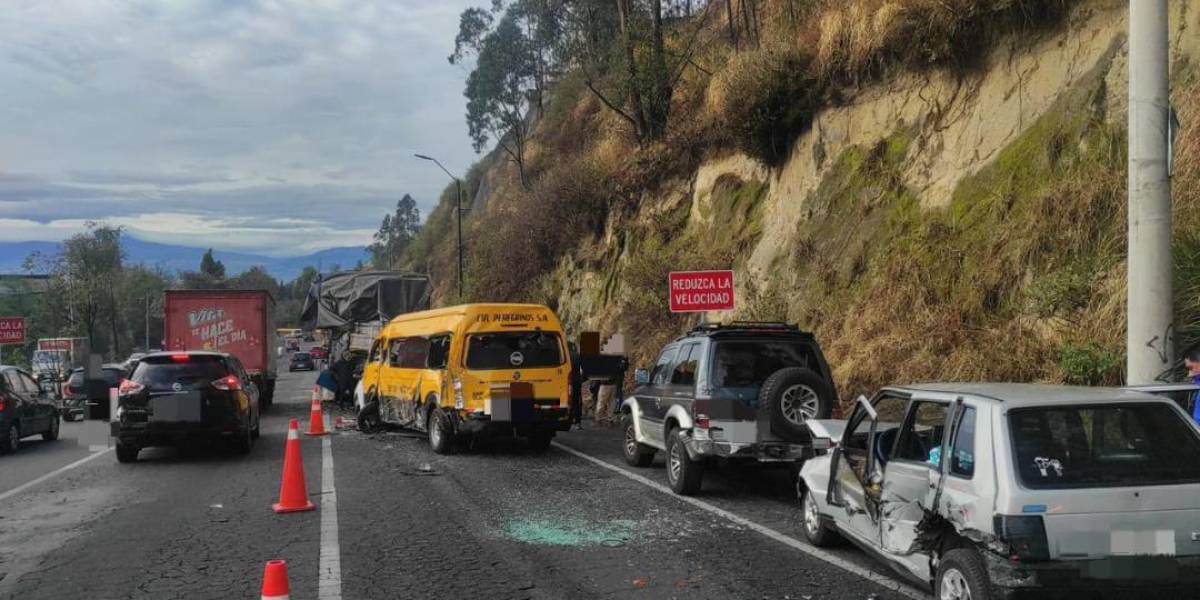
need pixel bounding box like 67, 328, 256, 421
621, 413, 655, 467
527, 430, 554, 452
760, 367, 832, 442
666, 428, 703, 495
262, 379, 275, 410
115, 442, 139, 463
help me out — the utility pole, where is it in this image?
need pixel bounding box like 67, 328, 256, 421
144, 295, 150, 351
1127, 0, 1173, 384
414, 154, 467, 301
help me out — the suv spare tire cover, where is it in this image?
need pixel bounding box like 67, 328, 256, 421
759, 367, 833, 442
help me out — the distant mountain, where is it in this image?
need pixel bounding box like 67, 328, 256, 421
0, 238, 370, 281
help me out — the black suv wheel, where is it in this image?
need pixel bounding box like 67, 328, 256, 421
760, 367, 833, 442
666, 428, 703, 495
621, 413, 655, 467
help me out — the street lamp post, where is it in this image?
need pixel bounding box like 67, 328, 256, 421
415, 154, 467, 301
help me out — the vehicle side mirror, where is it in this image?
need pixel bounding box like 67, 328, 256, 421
635, 368, 650, 385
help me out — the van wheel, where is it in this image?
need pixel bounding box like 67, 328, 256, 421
666, 429, 703, 495
799, 486, 839, 547
428, 408, 454, 455
936, 548, 993, 600
760, 367, 833, 442
528, 431, 554, 452
357, 400, 382, 433
621, 413, 655, 467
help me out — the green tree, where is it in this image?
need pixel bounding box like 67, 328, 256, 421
369, 195, 422, 269
34, 223, 125, 356
200, 248, 226, 279
228, 266, 279, 293
119, 265, 172, 352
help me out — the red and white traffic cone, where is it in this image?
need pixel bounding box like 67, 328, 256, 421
273, 418, 315, 513
305, 387, 328, 437
260, 559, 291, 600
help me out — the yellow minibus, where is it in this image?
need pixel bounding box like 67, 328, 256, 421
358, 303, 572, 453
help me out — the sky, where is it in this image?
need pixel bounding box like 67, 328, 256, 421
0, 0, 480, 257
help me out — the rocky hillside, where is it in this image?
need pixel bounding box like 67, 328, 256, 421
409, 0, 1200, 405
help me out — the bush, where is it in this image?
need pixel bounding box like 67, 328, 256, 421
1058, 343, 1121, 386
711, 47, 823, 165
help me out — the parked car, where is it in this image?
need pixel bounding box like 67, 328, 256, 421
798, 383, 1200, 599
286, 338, 300, 352
112, 351, 261, 462
62, 364, 127, 422
620, 322, 837, 494
308, 346, 328, 361
289, 352, 315, 372
1, 365, 61, 453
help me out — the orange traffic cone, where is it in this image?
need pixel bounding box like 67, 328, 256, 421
261, 559, 291, 600
273, 418, 315, 513
305, 387, 328, 437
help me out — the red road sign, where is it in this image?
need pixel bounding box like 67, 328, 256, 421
669, 270, 735, 313
0, 317, 26, 345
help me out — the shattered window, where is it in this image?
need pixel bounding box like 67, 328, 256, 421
1009, 403, 1200, 489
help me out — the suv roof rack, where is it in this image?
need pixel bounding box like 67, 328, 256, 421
687, 321, 812, 336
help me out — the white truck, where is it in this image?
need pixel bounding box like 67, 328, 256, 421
31, 337, 87, 382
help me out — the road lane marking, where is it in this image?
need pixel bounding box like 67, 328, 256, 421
318, 424, 343, 600
551, 442, 929, 600
0, 447, 112, 502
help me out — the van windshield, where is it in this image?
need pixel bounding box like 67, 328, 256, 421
1009, 403, 1200, 489
465, 332, 563, 370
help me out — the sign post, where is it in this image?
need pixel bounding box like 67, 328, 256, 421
669, 271, 736, 316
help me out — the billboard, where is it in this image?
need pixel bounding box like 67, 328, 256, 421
0, 317, 26, 345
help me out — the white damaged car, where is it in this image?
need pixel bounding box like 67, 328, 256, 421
797, 383, 1200, 599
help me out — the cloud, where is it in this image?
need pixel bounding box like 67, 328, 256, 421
0, 0, 480, 256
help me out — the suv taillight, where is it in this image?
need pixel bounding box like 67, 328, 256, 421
994, 515, 1050, 561
695, 413, 710, 429
119, 379, 145, 396
212, 375, 242, 391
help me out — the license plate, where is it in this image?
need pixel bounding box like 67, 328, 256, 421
1084, 556, 1180, 581
150, 392, 202, 423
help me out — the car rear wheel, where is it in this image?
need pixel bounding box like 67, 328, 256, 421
357, 399, 382, 433
115, 442, 139, 463
666, 429, 703, 495
43, 416, 60, 441
799, 485, 839, 547
936, 548, 993, 600
621, 413, 655, 467
2, 423, 19, 454
428, 408, 453, 455
760, 368, 833, 442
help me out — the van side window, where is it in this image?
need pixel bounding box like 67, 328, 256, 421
401, 338, 430, 369
650, 347, 677, 386
670, 344, 698, 386
427, 335, 451, 370
388, 339, 404, 367
368, 340, 382, 363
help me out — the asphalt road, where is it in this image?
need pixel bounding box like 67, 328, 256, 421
0, 360, 926, 600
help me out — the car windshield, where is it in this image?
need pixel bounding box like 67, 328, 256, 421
132, 356, 228, 390
710, 340, 815, 405
1009, 403, 1200, 489
465, 332, 563, 370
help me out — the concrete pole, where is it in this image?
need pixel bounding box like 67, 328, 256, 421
1127, 0, 1173, 384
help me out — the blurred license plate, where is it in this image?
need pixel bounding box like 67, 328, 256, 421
150, 392, 202, 423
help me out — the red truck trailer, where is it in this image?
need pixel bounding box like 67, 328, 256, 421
163, 290, 277, 407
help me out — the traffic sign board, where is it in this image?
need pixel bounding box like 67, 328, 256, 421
0, 317, 26, 345
669, 270, 735, 313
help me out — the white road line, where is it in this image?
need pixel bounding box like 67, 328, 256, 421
0, 447, 113, 503
318, 421, 343, 600
551, 442, 929, 600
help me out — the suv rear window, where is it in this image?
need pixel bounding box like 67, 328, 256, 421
465, 332, 563, 370
68, 368, 125, 387
132, 356, 229, 390
711, 340, 815, 403
1009, 403, 1200, 489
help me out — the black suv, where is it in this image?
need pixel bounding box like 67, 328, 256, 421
112, 352, 261, 462
620, 322, 837, 494
1, 365, 61, 454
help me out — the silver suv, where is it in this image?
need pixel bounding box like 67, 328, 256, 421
798, 383, 1200, 598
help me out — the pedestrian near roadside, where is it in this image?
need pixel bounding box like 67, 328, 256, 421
1185, 346, 1200, 426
